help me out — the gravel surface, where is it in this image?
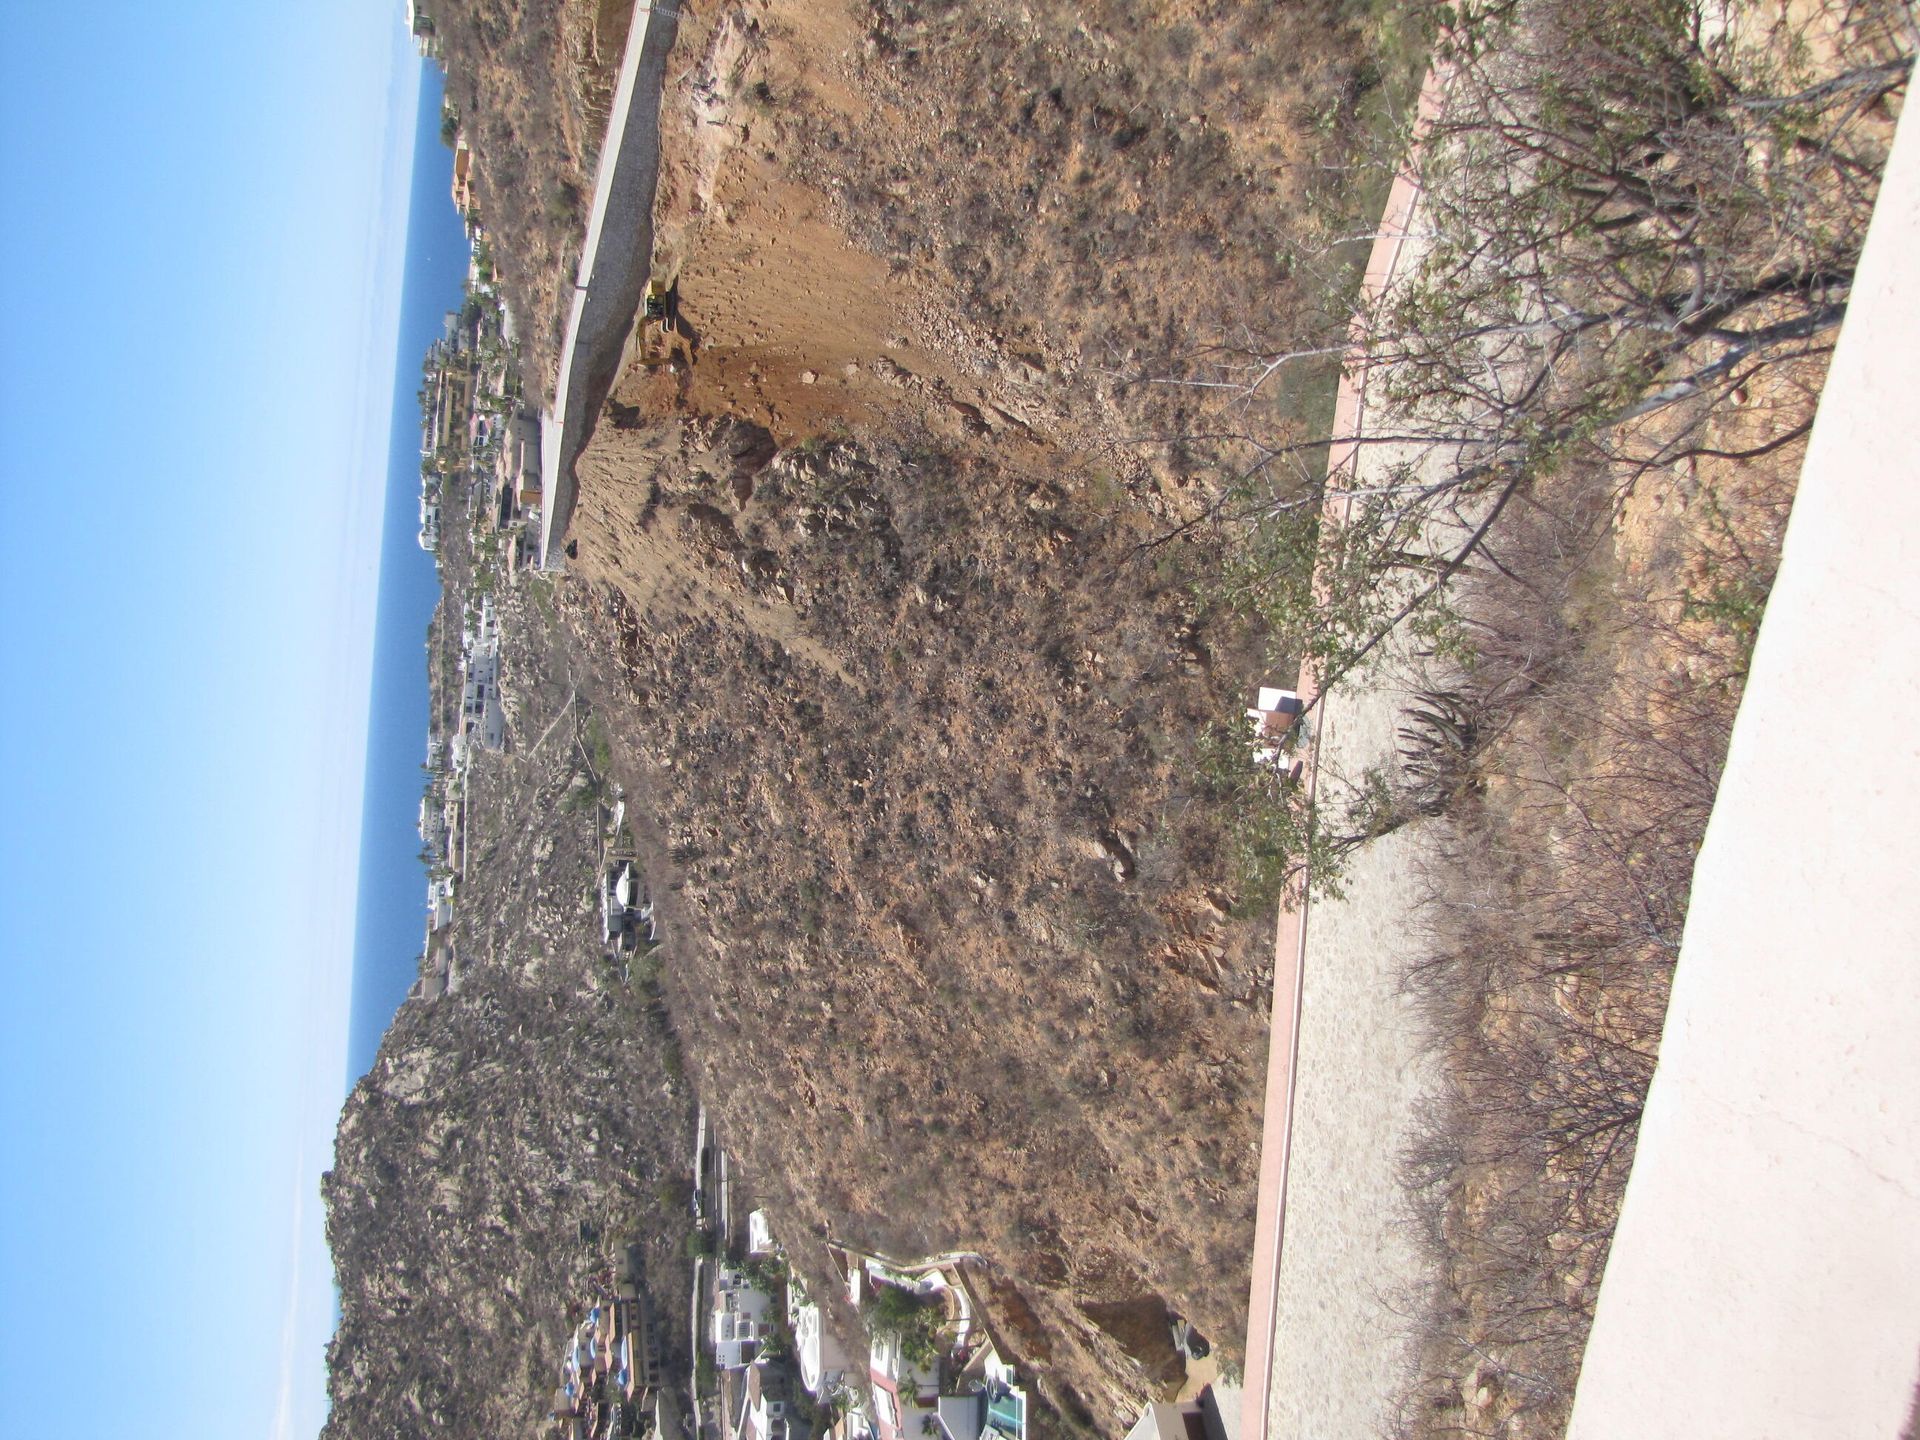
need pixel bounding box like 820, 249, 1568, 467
1262, 666, 1444, 1439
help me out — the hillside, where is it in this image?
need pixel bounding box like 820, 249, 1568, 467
326, 0, 1413, 1433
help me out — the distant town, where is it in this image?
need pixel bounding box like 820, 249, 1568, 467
408, 143, 544, 994
545, 1104, 1234, 1440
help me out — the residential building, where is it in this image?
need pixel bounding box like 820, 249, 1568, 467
869, 1326, 939, 1440
426, 874, 454, 932
739, 1359, 793, 1440
451, 141, 475, 217
713, 1266, 774, 1370
460, 644, 505, 751
789, 1277, 851, 1398
615, 1291, 666, 1397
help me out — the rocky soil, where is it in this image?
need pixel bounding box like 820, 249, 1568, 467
561, 416, 1275, 1431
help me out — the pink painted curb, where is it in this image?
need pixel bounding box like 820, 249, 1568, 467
1238, 62, 1449, 1440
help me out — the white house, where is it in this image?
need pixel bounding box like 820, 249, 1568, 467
712, 1266, 773, 1370
747, 1209, 777, 1258
869, 1326, 939, 1440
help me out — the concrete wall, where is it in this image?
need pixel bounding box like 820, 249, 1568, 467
539, 0, 680, 568
1567, 101, 1920, 1440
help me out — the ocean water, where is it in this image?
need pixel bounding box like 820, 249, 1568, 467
343, 66, 471, 1084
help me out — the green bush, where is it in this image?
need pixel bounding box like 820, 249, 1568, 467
862, 1283, 943, 1368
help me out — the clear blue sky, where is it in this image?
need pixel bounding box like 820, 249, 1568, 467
0, 5, 421, 1437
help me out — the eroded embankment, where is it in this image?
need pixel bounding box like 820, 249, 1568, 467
540, 0, 680, 567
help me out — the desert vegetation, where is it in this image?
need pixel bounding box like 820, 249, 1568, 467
562, 417, 1281, 1433
336, 0, 1913, 1434
1155, 0, 1911, 1431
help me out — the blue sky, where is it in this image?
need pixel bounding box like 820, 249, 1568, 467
0, 5, 422, 1436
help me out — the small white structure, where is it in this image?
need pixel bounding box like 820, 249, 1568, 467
747, 1209, 777, 1258
1245, 686, 1306, 773
460, 644, 505, 751
1245, 686, 1304, 738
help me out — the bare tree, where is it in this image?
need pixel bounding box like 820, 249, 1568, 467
1139, 0, 1912, 693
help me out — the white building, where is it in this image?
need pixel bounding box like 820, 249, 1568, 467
747, 1209, 777, 1258
460, 645, 505, 751
426, 874, 454, 932
869, 1326, 939, 1440
789, 1276, 850, 1398
712, 1266, 773, 1370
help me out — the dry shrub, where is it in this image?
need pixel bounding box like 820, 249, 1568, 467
1390, 430, 1800, 1435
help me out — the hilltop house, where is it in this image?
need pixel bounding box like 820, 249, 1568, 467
451, 141, 476, 218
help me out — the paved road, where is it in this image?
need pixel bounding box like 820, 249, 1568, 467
1239, 63, 1450, 1440
539, 0, 681, 569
